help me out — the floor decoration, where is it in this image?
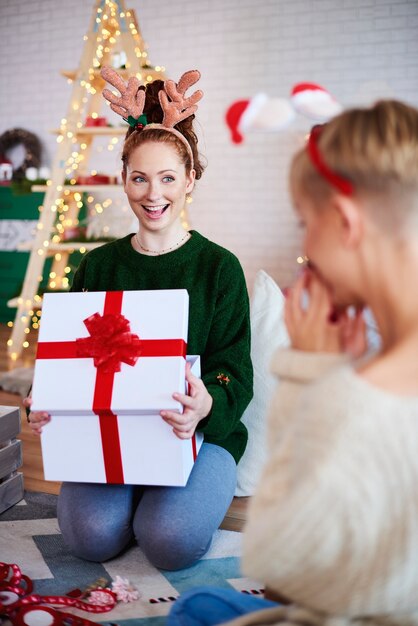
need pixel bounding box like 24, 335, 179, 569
0, 492, 258, 625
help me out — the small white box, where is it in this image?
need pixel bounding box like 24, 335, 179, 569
41, 355, 203, 486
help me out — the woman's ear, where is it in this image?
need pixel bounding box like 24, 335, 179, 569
121, 169, 127, 190
186, 169, 196, 195
333, 195, 364, 248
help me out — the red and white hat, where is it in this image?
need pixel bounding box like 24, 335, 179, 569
290, 83, 342, 121
225, 94, 295, 144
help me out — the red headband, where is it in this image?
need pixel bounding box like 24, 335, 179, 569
307, 125, 354, 195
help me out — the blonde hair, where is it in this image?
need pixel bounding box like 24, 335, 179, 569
290, 100, 418, 229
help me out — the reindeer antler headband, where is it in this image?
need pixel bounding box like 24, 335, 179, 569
101, 66, 203, 168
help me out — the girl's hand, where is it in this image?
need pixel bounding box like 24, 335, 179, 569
285, 269, 368, 357
22, 395, 51, 435
285, 269, 342, 353
160, 363, 213, 440
339, 307, 368, 359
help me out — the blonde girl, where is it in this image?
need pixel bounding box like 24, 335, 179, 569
168, 100, 418, 625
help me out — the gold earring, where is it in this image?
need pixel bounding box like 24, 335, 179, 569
186, 194, 193, 204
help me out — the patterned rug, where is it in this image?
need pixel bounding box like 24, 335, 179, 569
0, 491, 261, 625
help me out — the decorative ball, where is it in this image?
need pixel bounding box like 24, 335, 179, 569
25, 167, 38, 181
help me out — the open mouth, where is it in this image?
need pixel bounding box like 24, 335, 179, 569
142, 204, 169, 218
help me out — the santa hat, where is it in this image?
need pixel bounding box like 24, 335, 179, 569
290, 83, 342, 121
225, 100, 250, 144
225, 94, 295, 144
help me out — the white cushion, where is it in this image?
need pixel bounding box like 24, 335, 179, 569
0, 366, 34, 398
235, 270, 289, 497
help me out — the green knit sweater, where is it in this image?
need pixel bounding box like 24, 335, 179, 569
71, 231, 253, 464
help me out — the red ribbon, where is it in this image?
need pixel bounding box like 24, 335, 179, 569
0, 562, 116, 625
36, 291, 187, 484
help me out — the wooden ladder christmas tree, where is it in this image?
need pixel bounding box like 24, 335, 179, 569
7, 0, 165, 359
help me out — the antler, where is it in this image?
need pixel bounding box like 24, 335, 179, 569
101, 66, 145, 120
159, 70, 203, 128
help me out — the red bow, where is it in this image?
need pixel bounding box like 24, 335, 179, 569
76, 312, 142, 374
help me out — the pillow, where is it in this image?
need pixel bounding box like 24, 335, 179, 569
0, 366, 34, 398
235, 270, 289, 497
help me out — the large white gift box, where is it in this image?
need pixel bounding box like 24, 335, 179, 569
31, 290, 203, 486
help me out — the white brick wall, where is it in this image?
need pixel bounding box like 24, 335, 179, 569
1, 0, 418, 292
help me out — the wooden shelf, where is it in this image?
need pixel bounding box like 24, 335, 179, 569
61, 67, 161, 81
8, 297, 38, 309
51, 126, 126, 136
15, 240, 105, 253
31, 184, 122, 192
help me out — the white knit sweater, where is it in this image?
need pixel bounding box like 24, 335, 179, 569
239, 348, 418, 625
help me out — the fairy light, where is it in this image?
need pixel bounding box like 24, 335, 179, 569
9, 0, 166, 357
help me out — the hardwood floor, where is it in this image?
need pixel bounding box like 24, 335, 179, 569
0, 323, 249, 528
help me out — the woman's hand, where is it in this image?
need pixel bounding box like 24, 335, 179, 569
285, 269, 367, 356
22, 395, 51, 435
338, 306, 368, 359
160, 363, 213, 439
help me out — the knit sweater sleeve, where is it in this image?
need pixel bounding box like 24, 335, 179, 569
241, 352, 418, 616
266, 348, 350, 451
197, 253, 253, 444
241, 364, 354, 613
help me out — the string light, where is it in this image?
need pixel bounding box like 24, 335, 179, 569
9, 0, 166, 357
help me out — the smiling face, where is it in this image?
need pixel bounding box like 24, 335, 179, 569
122, 140, 195, 235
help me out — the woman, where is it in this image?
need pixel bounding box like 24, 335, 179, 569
26, 68, 253, 571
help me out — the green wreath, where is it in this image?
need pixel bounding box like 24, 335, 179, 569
0, 128, 42, 179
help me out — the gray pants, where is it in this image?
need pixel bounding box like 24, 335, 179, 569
57, 443, 237, 570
